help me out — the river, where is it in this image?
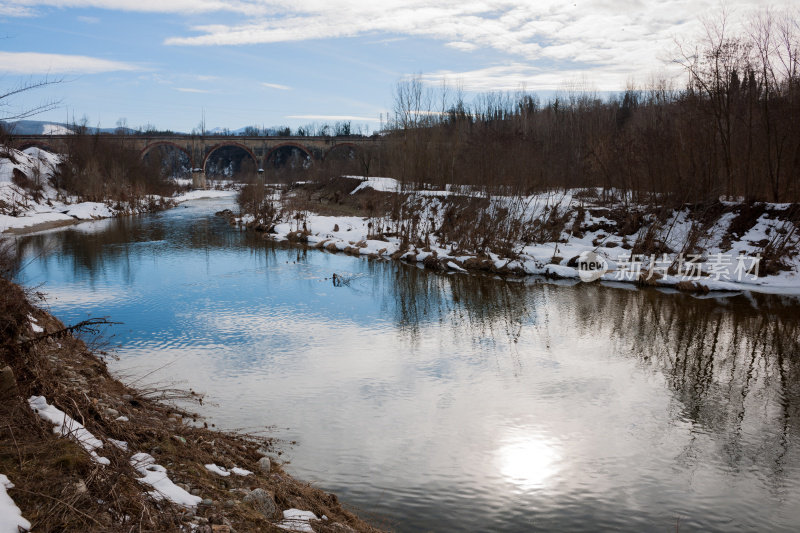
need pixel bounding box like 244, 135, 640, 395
14, 195, 800, 532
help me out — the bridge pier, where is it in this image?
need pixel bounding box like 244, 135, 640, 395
191, 169, 207, 189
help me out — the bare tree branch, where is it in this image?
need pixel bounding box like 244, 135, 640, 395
0, 76, 63, 122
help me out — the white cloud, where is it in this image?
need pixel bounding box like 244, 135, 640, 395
77, 15, 100, 23
154, 0, 765, 90
287, 114, 379, 122
445, 41, 479, 52
3, 0, 775, 91
0, 51, 138, 74
1, 0, 257, 15
175, 87, 210, 93
0, 4, 35, 16
261, 82, 290, 90
420, 62, 686, 92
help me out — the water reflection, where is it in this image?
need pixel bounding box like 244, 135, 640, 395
13, 197, 800, 532
496, 429, 561, 490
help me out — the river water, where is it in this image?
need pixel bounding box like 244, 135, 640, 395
14, 196, 800, 532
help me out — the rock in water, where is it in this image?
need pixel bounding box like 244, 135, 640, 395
243, 488, 276, 518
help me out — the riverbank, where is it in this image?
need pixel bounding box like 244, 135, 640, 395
0, 275, 386, 532
234, 177, 800, 295
0, 144, 239, 235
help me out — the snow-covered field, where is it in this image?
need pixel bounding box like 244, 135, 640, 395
41, 124, 74, 136
257, 178, 800, 295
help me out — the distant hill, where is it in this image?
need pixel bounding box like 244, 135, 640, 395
0, 120, 147, 135
1, 120, 76, 135
2, 120, 264, 136
1, 120, 334, 137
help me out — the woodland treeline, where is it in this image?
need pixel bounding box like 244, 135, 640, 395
361, 10, 799, 204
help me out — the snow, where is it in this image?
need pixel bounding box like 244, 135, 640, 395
205, 463, 252, 476
108, 438, 128, 451
204, 464, 230, 477
116, 415, 129, 422
447, 261, 467, 272
130, 453, 202, 508
63, 202, 114, 219
0, 474, 30, 533
173, 189, 238, 203
27, 396, 110, 465
0, 209, 74, 232
1, 146, 60, 184
255, 182, 800, 295
348, 176, 401, 194
276, 509, 319, 532
42, 124, 74, 135
28, 314, 43, 333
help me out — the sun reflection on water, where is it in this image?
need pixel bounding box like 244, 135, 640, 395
496, 430, 561, 490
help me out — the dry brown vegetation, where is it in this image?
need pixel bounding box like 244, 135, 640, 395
368, 9, 800, 204
53, 131, 182, 206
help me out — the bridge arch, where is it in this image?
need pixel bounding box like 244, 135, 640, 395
140, 141, 193, 168
322, 142, 361, 162
264, 142, 313, 167
17, 141, 58, 154
202, 142, 259, 173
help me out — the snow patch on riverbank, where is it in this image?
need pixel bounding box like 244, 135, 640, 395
347, 176, 400, 194
255, 180, 800, 295
28, 396, 110, 465
0, 474, 30, 533
205, 463, 253, 477
131, 453, 202, 508
174, 189, 238, 202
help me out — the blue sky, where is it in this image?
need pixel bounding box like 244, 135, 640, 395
0, 0, 772, 132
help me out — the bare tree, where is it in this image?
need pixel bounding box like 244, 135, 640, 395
0, 77, 62, 122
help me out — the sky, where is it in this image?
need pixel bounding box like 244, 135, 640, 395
0, 0, 779, 133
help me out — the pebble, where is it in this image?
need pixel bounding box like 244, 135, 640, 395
191, 488, 202, 496
257, 456, 271, 474
242, 488, 276, 518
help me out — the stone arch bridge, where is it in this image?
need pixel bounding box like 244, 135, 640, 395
13, 134, 380, 188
